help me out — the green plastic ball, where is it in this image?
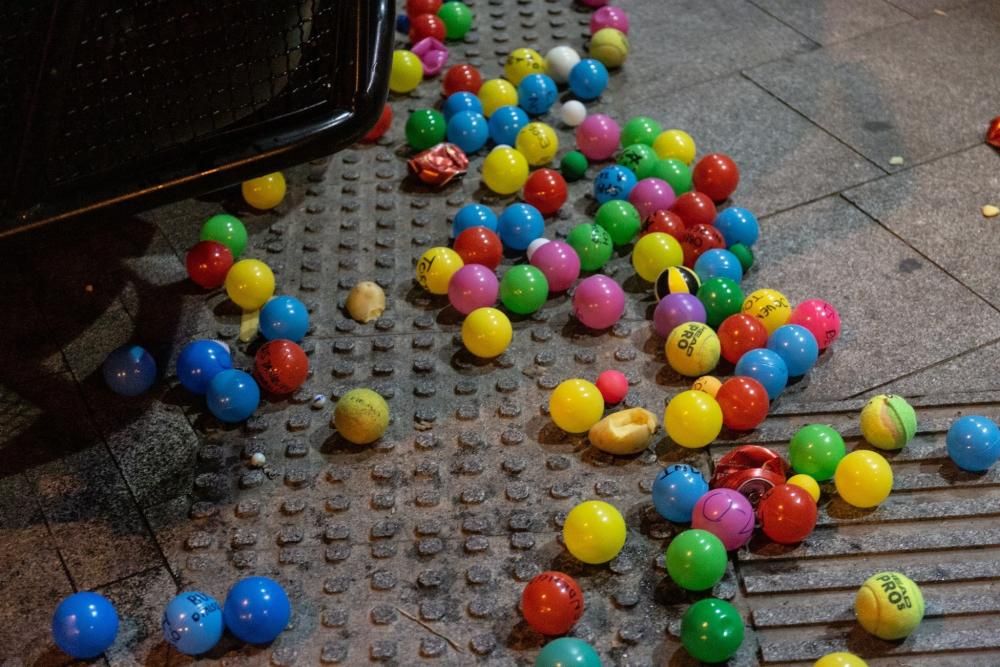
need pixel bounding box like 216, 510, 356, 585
566, 223, 614, 271
499, 264, 549, 315
620, 116, 663, 147
560, 150, 588, 182
617, 144, 658, 179
789, 424, 846, 481
437, 1, 473, 39
666, 529, 727, 591
730, 243, 754, 272
200, 214, 247, 258
535, 638, 601, 667
697, 276, 744, 328
595, 200, 641, 246
681, 598, 745, 663
405, 109, 446, 151
651, 158, 693, 195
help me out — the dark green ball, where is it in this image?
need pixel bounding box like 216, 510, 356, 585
560, 150, 589, 181
729, 243, 754, 272
566, 223, 613, 271
405, 109, 446, 151
617, 144, 658, 179
697, 277, 744, 329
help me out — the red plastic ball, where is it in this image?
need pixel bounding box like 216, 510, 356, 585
670, 191, 717, 228
186, 240, 233, 289
363, 104, 393, 142
595, 370, 629, 404
716, 376, 769, 430
717, 314, 769, 364
453, 226, 503, 269
758, 483, 817, 544
642, 209, 684, 239
409, 13, 446, 43
443, 64, 483, 95
680, 224, 726, 267
521, 571, 584, 635
254, 340, 309, 394
522, 169, 568, 216
692, 153, 740, 203
406, 0, 442, 17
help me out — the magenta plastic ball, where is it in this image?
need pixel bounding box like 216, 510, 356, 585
628, 178, 676, 221
530, 240, 581, 292
448, 264, 499, 315
580, 0, 609, 7
590, 6, 629, 33
573, 274, 626, 329
692, 488, 755, 550
575, 114, 621, 161
653, 293, 707, 338
788, 298, 842, 350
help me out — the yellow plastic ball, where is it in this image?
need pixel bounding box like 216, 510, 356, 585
653, 129, 696, 165
549, 378, 605, 434
742, 288, 792, 334
665, 390, 722, 448
666, 322, 721, 377
692, 375, 721, 397
562, 500, 627, 564
224, 259, 275, 311
390, 49, 423, 93
503, 47, 546, 85
415, 247, 463, 295
478, 78, 518, 117
482, 145, 529, 195
814, 653, 868, 667
590, 28, 629, 69
787, 474, 821, 503
834, 450, 893, 508
242, 172, 286, 210
631, 232, 683, 282
461, 307, 513, 358
515, 122, 559, 166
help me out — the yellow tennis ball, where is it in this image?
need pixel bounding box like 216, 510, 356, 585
742, 288, 792, 334
855, 572, 924, 640
787, 474, 821, 502
814, 653, 868, 667
515, 122, 559, 166
478, 78, 518, 117
860, 394, 917, 450
415, 247, 463, 295
666, 322, 720, 377
589, 28, 629, 69
653, 129, 696, 164
225, 259, 275, 311
333, 388, 389, 445
503, 47, 546, 85
390, 49, 423, 93
692, 375, 721, 397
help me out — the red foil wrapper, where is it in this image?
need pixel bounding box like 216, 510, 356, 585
710, 444, 787, 508
408, 143, 469, 186
987, 116, 1000, 148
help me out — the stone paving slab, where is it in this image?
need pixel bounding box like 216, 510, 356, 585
750, 0, 913, 45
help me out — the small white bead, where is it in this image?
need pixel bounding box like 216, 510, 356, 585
250, 453, 266, 467
560, 100, 588, 127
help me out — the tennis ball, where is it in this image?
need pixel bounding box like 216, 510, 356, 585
787, 474, 821, 502
814, 653, 868, 667
589, 28, 629, 69
666, 322, 720, 377
854, 571, 924, 640
333, 388, 389, 444
860, 394, 917, 450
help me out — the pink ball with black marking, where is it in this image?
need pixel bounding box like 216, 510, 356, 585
691, 488, 754, 550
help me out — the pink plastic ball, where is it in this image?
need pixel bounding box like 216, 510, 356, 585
691, 488, 754, 550
575, 114, 621, 161
580, 0, 609, 7
590, 6, 629, 34
628, 178, 676, 222
596, 370, 629, 404
530, 240, 581, 292
572, 274, 625, 329
788, 298, 842, 350
448, 264, 499, 315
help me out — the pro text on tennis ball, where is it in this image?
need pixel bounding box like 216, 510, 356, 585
814, 653, 868, 667
860, 394, 917, 450
333, 389, 389, 444
589, 28, 629, 69
666, 322, 720, 377
855, 571, 924, 640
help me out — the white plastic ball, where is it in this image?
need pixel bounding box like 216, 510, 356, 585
526, 237, 551, 260
560, 100, 588, 127
545, 46, 581, 84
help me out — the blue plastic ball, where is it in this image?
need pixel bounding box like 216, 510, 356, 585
395, 14, 410, 34
162, 591, 223, 655
453, 203, 498, 237
446, 110, 490, 153
536, 637, 602, 667
259, 295, 310, 342
442, 91, 483, 120
52, 592, 119, 659
568, 58, 609, 101
947, 416, 1000, 472
652, 464, 709, 523
517, 73, 557, 116
497, 203, 544, 251
714, 207, 760, 247
206, 369, 260, 423
488, 105, 529, 146
593, 165, 637, 204
694, 248, 744, 283
766, 324, 819, 377
223, 577, 291, 645
177, 340, 232, 394
102, 345, 157, 396
734, 348, 788, 400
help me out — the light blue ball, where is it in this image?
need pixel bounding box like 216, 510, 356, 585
446, 110, 490, 153
497, 203, 544, 251
52, 592, 119, 659
162, 591, 224, 655
517, 73, 557, 115
441, 91, 483, 120
652, 464, 709, 523
453, 203, 498, 237
735, 348, 788, 400
766, 324, 819, 377
947, 416, 1000, 472
568, 58, 609, 101
223, 577, 291, 645
102, 345, 157, 396
488, 105, 529, 146
259, 295, 310, 342
694, 248, 744, 283
593, 165, 637, 204
715, 207, 760, 247
206, 369, 260, 423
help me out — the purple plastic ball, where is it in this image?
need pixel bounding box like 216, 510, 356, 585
575, 114, 621, 161
628, 178, 676, 221
448, 264, 499, 315
590, 6, 629, 34
653, 293, 706, 338
572, 274, 625, 329
530, 240, 581, 292
691, 488, 755, 550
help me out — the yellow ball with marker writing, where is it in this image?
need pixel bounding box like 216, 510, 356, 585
742, 288, 792, 334
691, 375, 721, 398
415, 247, 464, 295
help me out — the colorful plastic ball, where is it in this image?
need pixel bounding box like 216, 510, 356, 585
695, 248, 743, 283
103, 345, 156, 396
653, 129, 696, 164
697, 277, 744, 329
442, 91, 482, 119
767, 324, 819, 377
575, 113, 620, 160
787, 474, 821, 502
52, 592, 119, 659
406, 0, 441, 16
790, 424, 846, 481
734, 348, 788, 400
591, 5, 629, 34
550, 379, 605, 434
716, 376, 769, 431
618, 144, 658, 179
665, 390, 723, 448
632, 232, 683, 282
521, 572, 584, 635
589, 28, 629, 69
653, 293, 706, 338
362, 103, 393, 142
593, 165, 637, 205
681, 598, 744, 663
448, 263, 499, 314
488, 104, 529, 145
568, 58, 609, 101
162, 591, 223, 656
544, 46, 582, 84
566, 223, 614, 271
671, 191, 717, 229
500, 264, 549, 315
628, 178, 676, 221
595, 200, 641, 246
714, 206, 760, 247
560, 149, 589, 181
666, 322, 720, 377
186, 241, 233, 290
580, 0, 609, 6
225, 259, 275, 310
815, 652, 869, 667
223, 577, 291, 645
651, 158, 693, 195
478, 78, 518, 117
254, 339, 308, 394
200, 213, 247, 258
415, 246, 464, 294
504, 47, 546, 86
517, 74, 557, 116
482, 145, 529, 194
536, 638, 601, 667
516, 122, 559, 166
443, 63, 482, 95
406, 108, 447, 150
523, 168, 568, 215
692, 488, 754, 550
562, 500, 625, 563
652, 464, 709, 522
461, 307, 512, 357
693, 152, 740, 202
559, 99, 588, 127
530, 240, 581, 292
573, 274, 625, 329
241, 172, 286, 210
437, 1, 472, 39
789, 299, 841, 350
259, 295, 309, 342
409, 13, 446, 43
742, 288, 791, 334
453, 202, 498, 236
596, 370, 628, 404
527, 238, 550, 260
446, 110, 489, 153
643, 209, 685, 238
834, 450, 893, 508
717, 314, 767, 364
396, 14, 411, 34
390, 49, 424, 93
206, 369, 259, 422
498, 203, 544, 251
855, 572, 924, 640
666, 529, 727, 591
453, 226, 503, 268
730, 242, 754, 272
693, 375, 722, 397
946, 415, 1000, 472
654, 265, 700, 300
177, 340, 232, 395
758, 483, 817, 544
681, 223, 726, 267
620, 117, 661, 149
